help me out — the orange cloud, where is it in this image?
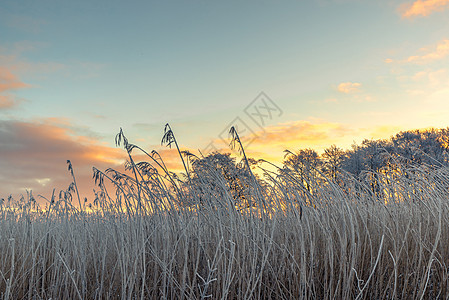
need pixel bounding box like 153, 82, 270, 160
207, 120, 406, 165
0, 66, 30, 109
0, 117, 216, 204
337, 82, 361, 93
0, 67, 28, 92
254, 121, 353, 145
407, 39, 449, 64
206, 120, 357, 162
363, 125, 404, 140
0, 95, 18, 109
0, 119, 125, 203
251, 121, 355, 158
386, 39, 449, 66
401, 0, 449, 18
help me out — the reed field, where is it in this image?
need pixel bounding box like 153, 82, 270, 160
1, 126, 449, 299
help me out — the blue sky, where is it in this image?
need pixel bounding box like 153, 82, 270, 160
1, 0, 449, 201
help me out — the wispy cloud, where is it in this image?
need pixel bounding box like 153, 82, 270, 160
400, 0, 449, 18
337, 82, 361, 94
411, 68, 448, 86
0, 67, 29, 92
407, 39, 449, 64
0, 66, 30, 109
0, 95, 21, 109
385, 39, 449, 66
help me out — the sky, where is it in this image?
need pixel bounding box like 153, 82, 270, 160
1, 0, 449, 203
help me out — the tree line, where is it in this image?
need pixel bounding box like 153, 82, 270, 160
184, 127, 449, 207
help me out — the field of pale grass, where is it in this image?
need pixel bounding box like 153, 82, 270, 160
1, 128, 448, 299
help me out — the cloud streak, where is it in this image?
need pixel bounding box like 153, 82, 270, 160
401, 0, 449, 18
0, 66, 30, 109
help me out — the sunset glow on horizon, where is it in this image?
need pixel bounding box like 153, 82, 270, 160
1, 0, 449, 202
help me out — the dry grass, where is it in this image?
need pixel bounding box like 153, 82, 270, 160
1, 128, 449, 299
